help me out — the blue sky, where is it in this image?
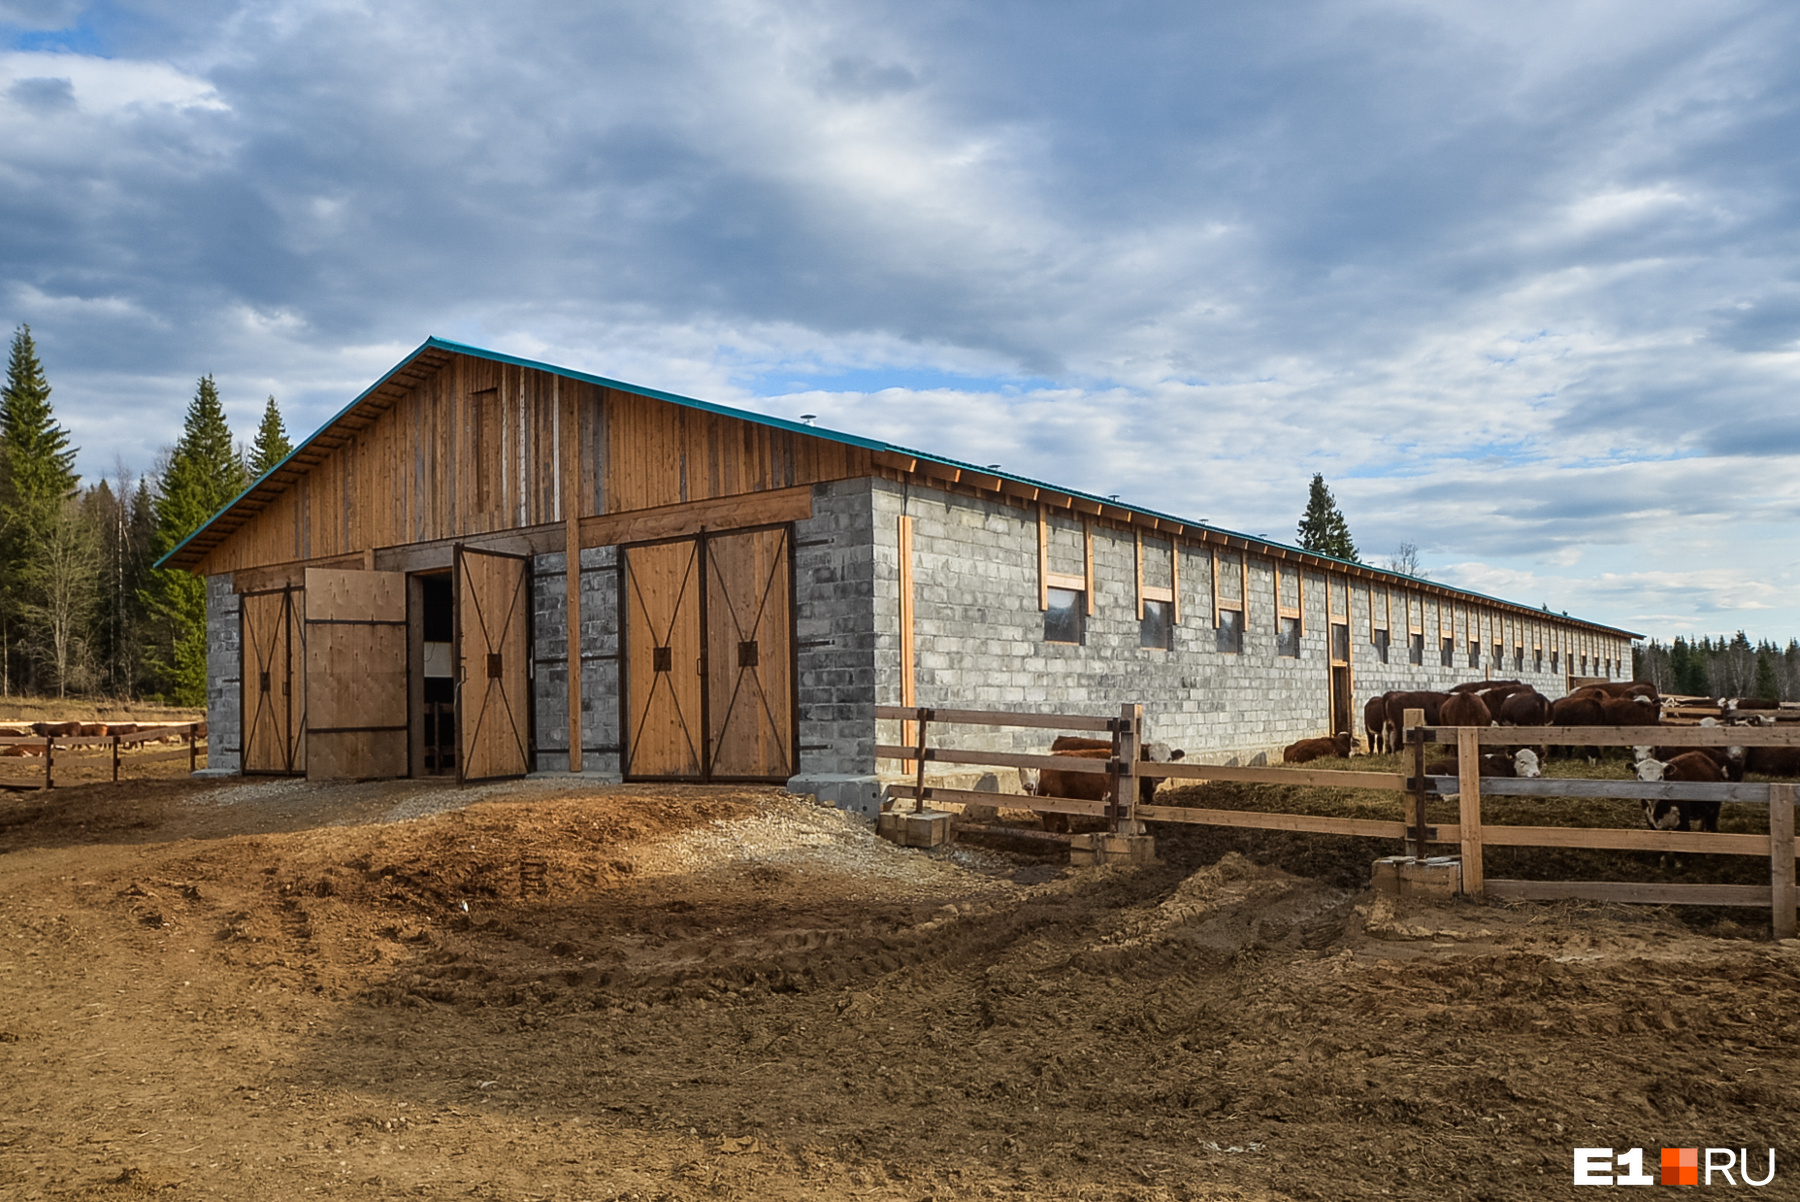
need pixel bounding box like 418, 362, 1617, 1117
2, 0, 1798, 642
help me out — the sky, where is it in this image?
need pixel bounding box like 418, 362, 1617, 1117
2, 0, 1798, 644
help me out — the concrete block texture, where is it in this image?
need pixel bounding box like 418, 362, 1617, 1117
204, 573, 241, 772
530, 547, 622, 774
789, 478, 881, 784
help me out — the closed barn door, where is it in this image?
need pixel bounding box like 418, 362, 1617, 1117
705, 527, 795, 781
241, 586, 305, 774
304, 568, 408, 779
621, 538, 705, 779
455, 546, 532, 783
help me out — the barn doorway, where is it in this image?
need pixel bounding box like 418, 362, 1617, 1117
621, 525, 796, 783
1328, 620, 1353, 739
303, 567, 408, 779
407, 572, 456, 777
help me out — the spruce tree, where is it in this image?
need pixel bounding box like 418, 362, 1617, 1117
248, 395, 293, 479
0, 324, 80, 694
146, 375, 246, 705
1755, 649, 1780, 702
1295, 473, 1358, 561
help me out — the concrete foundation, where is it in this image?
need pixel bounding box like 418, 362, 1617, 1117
1069, 833, 1157, 867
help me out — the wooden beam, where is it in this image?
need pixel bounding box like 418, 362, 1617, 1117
873, 705, 1113, 732
562, 378, 583, 774
1458, 726, 1484, 895
1037, 504, 1049, 611
1136, 805, 1414, 841
577, 485, 813, 548
1486, 880, 1774, 908
898, 515, 916, 717
1424, 725, 1800, 748
1082, 518, 1095, 615
1773, 783, 1797, 939
1478, 825, 1769, 856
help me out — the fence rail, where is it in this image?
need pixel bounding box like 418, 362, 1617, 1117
875, 704, 1800, 937
0, 722, 207, 790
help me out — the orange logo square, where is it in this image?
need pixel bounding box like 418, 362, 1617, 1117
1662, 1147, 1699, 1185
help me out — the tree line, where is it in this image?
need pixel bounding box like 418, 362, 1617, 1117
1633, 635, 1800, 702
0, 325, 291, 705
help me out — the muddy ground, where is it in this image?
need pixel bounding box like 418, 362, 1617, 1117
2, 771, 1797, 1201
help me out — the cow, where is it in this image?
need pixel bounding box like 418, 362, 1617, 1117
1364, 694, 1394, 754
1600, 696, 1660, 728
1496, 688, 1552, 727
1034, 739, 1186, 833
1424, 748, 1541, 779
1439, 691, 1493, 729
32, 721, 81, 737
1651, 744, 1745, 783
1745, 746, 1800, 778
1634, 750, 1726, 832
1283, 732, 1354, 764
1450, 679, 1522, 694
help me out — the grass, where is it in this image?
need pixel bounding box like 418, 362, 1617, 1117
0, 695, 204, 725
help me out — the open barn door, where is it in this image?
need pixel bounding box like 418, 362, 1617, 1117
621, 538, 705, 779
304, 568, 407, 779
241, 585, 305, 775
705, 526, 796, 781
455, 545, 532, 783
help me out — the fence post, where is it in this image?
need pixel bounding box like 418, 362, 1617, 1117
1771, 783, 1796, 940
912, 708, 930, 814
1403, 707, 1426, 857
44, 738, 53, 790
1456, 726, 1484, 896
111, 734, 120, 784
1116, 702, 1142, 834
188, 725, 197, 775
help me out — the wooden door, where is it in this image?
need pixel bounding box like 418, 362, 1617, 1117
621, 538, 705, 779
241, 586, 305, 774
304, 568, 407, 779
705, 527, 795, 780
456, 546, 532, 782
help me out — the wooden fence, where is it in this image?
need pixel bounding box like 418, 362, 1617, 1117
875, 705, 1800, 938
0, 723, 207, 790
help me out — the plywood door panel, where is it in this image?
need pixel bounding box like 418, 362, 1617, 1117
456, 546, 532, 782
304, 568, 407, 780
705, 527, 795, 781
622, 539, 704, 779
241, 587, 305, 774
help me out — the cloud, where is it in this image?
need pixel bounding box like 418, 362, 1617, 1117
2, 0, 1800, 640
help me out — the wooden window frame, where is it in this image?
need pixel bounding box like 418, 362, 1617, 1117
1038, 504, 1093, 613
1211, 547, 1247, 631
1273, 560, 1304, 634
1135, 531, 1177, 621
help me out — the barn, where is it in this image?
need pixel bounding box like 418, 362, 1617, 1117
161, 337, 1639, 813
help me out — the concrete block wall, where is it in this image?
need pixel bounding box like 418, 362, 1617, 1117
787, 478, 882, 813
530, 545, 622, 776
204, 573, 241, 773
867, 480, 1620, 764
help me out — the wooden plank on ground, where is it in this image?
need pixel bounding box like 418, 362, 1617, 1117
1136, 805, 1420, 841
1478, 825, 1769, 856
873, 706, 1114, 732
888, 784, 1104, 817
1486, 880, 1774, 908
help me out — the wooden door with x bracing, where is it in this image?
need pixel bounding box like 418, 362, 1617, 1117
455, 545, 533, 783
704, 526, 795, 781
240, 585, 305, 775
621, 526, 796, 782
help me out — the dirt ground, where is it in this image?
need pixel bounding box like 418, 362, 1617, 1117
3, 771, 1798, 1201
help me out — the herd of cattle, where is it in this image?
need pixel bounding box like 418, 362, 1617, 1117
1024, 679, 1795, 836
0, 720, 204, 757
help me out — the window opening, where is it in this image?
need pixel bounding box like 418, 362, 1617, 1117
1140, 599, 1173, 650
1045, 587, 1085, 644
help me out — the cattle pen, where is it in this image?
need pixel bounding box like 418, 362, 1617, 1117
0, 722, 208, 790
876, 704, 1800, 938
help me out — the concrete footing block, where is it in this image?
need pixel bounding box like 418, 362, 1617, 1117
878, 809, 955, 848
1371, 855, 1463, 899
1069, 833, 1157, 867
787, 774, 884, 819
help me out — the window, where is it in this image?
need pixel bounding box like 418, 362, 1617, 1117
1277, 616, 1301, 657
1409, 632, 1424, 665
1372, 628, 1390, 664
1534, 648, 1543, 672
1140, 599, 1173, 650
1440, 637, 1454, 667
1493, 642, 1503, 670
1551, 649, 1560, 672
1514, 645, 1524, 672
1580, 654, 1588, 675
1468, 641, 1480, 668
1216, 608, 1243, 653
1045, 587, 1085, 644
1331, 622, 1349, 662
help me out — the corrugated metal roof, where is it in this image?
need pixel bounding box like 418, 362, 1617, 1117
157, 335, 1642, 640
